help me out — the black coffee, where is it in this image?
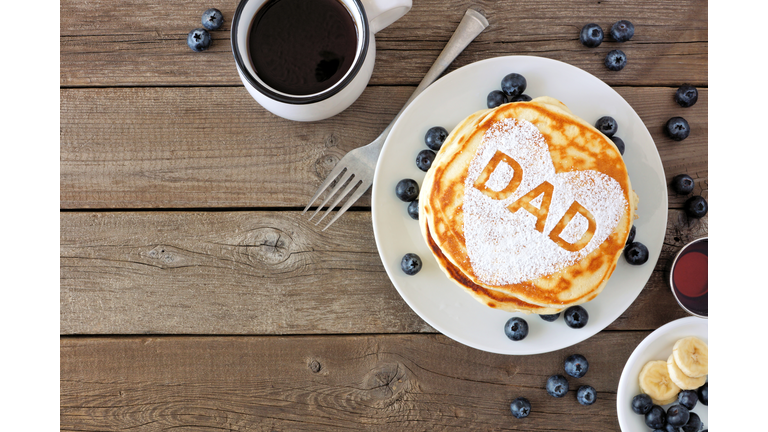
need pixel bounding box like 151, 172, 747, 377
248, 0, 358, 96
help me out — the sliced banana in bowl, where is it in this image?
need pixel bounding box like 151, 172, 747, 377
638, 360, 681, 405
667, 353, 707, 390
672, 336, 708, 378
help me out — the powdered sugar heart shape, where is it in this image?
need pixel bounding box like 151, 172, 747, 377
463, 118, 628, 285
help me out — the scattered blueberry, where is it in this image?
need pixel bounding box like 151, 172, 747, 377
697, 382, 707, 406
504, 317, 529, 341
681, 412, 703, 432
487, 90, 508, 109
665, 117, 691, 141
400, 253, 422, 275
610, 136, 625, 155
595, 116, 618, 137
563, 305, 589, 329
425, 126, 448, 151
546, 374, 569, 398
187, 28, 212, 52
632, 393, 654, 415
539, 313, 560, 322
666, 405, 690, 427
677, 390, 698, 411
684, 196, 707, 219
510, 397, 531, 419
416, 149, 436, 172
605, 49, 627, 71
395, 179, 419, 202
675, 85, 699, 108
645, 405, 667, 429
580, 23, 604, 48
501, 73, 527, 98
670, 174, 695, 195
624, 241, 649, 265
407, 200, 419, 220
626, 225, 636, 246
576, 385, 597, 405
201, 8, 224, 31
564, 354, 589, 378
610, 20, 635, 42
509, 94, 532, 102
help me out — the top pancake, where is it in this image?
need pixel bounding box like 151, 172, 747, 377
420, 97, 636, 311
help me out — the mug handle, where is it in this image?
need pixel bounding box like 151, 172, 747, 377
360, 0, 412, 34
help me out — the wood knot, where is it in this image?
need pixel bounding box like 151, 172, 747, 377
239, 227, 294, 265
363, 362, 409, 407
308, 359, 322, 373
314, 153, 341, 181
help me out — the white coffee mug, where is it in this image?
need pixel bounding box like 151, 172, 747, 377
231, 0, 412, 122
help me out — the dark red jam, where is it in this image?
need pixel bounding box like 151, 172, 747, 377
671, 239, 708, 317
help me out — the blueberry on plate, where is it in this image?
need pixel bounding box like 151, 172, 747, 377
564, 354, 589, 378
395, 179, 419, 202
605, 49, 627, 71
610, 136, 625, 155
425, 126, 448, 151
563, 305, 588, 329
675, 85, 699, 108
666, 404, 690, 427
697, 382, 707, 406
580, 23, 604, 48
661, 424, 681, 432
677, 390, 698, 410
187, 28, 212, 52
681, 412, 703, 432
576, 385, 597, 405
407, 200, 419, 220
684, 196, 707, 219
631, 393, 653, 415
504, 317, 529, 341
665, 117, 691, 141
595, 116, 618, 137
509, 94, 533, 102
416, 149, 436, 172
539, 313, 560, 322
644, 405, 666, 429
625, 225, 636, 246
624, 241, 649, 265
610, 20, 635, 42
487, 90, 508, 109
400, 253, 422, 275
202, 8, 224, 30
546, 374, 569, 398
670, 174, 695, 195
501, 73, 527, 98
510, 397, 531, 419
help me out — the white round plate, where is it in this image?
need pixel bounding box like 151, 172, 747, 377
371, 56, 667, 355
617, 317, 708, 431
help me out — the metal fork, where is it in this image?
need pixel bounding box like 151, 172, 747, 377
303, 8, 489, 230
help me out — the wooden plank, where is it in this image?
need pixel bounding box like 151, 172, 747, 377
61, 86, 707, 209
60, 0, 707, 87
61, 209, 706, 335
61, 332, 650, 431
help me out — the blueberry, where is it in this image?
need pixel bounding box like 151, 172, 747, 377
624, 241, 649, 265
665, 117, 691, 141
684, 196, 707, 219
509, 94, 532, 102
487, 90, 508, 109
645, 405, 667, 429
580, 23, 604, 48
675, 85, 699, 108
610, 136, 625, 155
501, 73, 527, 98
504, 317, 529, 341
595, 116, 618, 137
677, 390, 698, 410
696, 382, 707, 406
662, 424, 681, 432
564, 354, 589, 378
201, 8, 224, 31
407, 200, 419, 220
546, 374, 569, 398
395, 179, 419, 202
416, 149, 436, 172
681, 412, 703, 432
626, 225, 636, 246
510, 397, 531, 419
670, 174, 695, 195
539, 313, 560, 322
187, 28, 212, 52
576, 385, 597, 405
605, 49, 627, 71
632, 393, 653, 415
666, 404, 690, 427
563, 305, 588, 329
610, 20, 635, 42
400, 253, 422, 275
425, 126, 448, 151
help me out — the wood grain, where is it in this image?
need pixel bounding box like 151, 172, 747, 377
61, 209, 706, 335
60, 0, 707, 87
61, 86, 707, 209
61, 332, 650, 431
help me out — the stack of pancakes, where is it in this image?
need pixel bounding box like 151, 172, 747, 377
419, 96, 637, 314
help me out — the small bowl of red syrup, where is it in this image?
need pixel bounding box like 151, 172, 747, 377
668, 237, 708, 318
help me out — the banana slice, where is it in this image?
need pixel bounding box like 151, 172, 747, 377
672, 336, 708, 378
667, 354, 706, 390
639, 360, 681, 404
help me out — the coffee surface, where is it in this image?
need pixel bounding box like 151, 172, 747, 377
248, 0, 358, 96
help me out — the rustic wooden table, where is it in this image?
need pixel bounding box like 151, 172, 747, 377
60, 0, 707, 430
